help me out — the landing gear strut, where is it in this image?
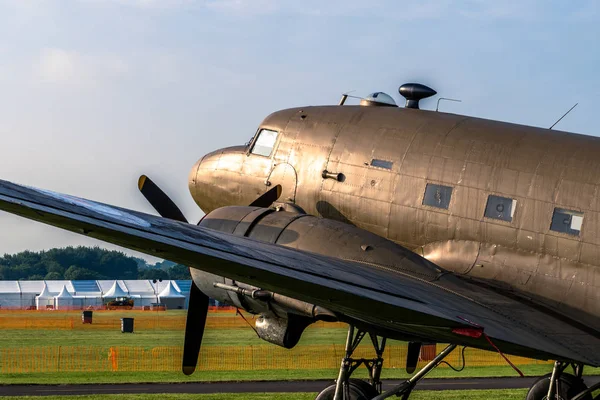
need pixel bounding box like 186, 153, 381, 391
372, 343, 457, 400
315, 325, 458, 400
526, 361, 596, 400
332, 325, 386, 400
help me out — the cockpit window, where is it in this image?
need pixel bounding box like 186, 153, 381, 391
250, 129, 278, 157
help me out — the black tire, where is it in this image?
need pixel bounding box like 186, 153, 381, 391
315, 379, 379, 400
526, 373, 591, 400
348, 379, 380, 398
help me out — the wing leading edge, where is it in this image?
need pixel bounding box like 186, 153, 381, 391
0, 179, 598, 366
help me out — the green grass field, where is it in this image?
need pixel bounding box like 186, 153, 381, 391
0, 365, 572, 384
0, 325, 573, 385
0, 390, 530, 400
0, 310, 597, 387
0, 327, 349, 348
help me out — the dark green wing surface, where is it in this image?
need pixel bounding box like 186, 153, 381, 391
0, 179, 598, 366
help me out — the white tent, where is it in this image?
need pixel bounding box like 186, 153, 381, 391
123, 280, 155, 307
54, 285, 74, 310
158, 281, 185, 309
21, 281, 47, 309
0, 281, 23, 309
35, 283, 55, 310
0, 279, 193, 310
102, 281, 129, 298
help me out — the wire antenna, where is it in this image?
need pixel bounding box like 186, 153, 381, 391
338, 94, 365, 105
436, 97, 461, 112
338, 90, 357, 105
549, 103, 578, 130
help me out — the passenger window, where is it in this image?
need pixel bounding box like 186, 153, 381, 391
250, 129, 278, 157
550, 208, 584, 236
484, 195, 516, 222
370, 159, 393, 170
422, 183, 453, 209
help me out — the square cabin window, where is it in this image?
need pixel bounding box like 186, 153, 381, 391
370, 159, 393, 170
484, 195, 517, 222
422, 183, 453, 209
550, 208, 584, 236
250, 129, 278, 157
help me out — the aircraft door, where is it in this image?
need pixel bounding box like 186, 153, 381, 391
263, 108, 347, 210
264, 120, 299, 203
321, 122, 370, 222
266, 162, 297, 203
321, 122, 394, 237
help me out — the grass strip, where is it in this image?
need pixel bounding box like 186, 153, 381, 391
0, 365, 576, 385
0, 390, 529, 400
0, 327, 349, 348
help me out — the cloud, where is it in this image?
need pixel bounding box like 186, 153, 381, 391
35, 48, 129, 87
37, 48, 78, 84
2, 0, 554, 21
204, 0, 277, 15
76, 0, 200, 10
201, 0, 542, 20
458, 0, 541, 20
568, 1, 600, 21
200, 0, 599, 22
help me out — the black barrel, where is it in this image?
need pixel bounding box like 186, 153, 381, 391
82, 310, 93, 324
121, 317, 134, 333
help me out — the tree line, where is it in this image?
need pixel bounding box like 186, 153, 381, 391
0, 246, 190, 281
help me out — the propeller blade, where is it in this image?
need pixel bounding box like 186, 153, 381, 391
138, 175, 188, 223
138, 176, 280, 374
249, 184, 282, 207
137, 174, 209, 375
406, 341, 422, 374
182, 280, 210, 375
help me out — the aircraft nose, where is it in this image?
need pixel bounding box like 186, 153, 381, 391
188, 157, 202, 202
188, 146, 248, 214
189, 150, 219, 213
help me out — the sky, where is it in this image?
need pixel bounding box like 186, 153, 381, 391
0, 0, 598, 261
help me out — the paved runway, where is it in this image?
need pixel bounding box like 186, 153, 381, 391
1, 376, 599, 396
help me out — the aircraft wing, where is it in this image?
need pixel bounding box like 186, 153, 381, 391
0, 179, 599, 366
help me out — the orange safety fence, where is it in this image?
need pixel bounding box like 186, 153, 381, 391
0, 306, 237, 311
0, 311, 345, 330
0, 344, 550, 374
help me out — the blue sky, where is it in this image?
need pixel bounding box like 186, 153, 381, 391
0, 0, 598, 259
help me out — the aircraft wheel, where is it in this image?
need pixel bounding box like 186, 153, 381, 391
526, 372, 592, 400
315, 379, 379, 400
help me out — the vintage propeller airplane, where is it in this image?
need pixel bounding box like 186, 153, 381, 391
0, 83, 599, 400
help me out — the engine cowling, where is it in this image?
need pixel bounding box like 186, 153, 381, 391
191, 204, 442, 348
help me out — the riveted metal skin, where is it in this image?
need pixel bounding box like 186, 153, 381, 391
190, 105, 600, 332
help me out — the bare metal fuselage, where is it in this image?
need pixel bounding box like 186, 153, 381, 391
189, 105, 600, 330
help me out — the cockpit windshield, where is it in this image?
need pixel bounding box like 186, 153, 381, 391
250, 129, 278, 157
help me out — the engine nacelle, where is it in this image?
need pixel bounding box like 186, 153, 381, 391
191, 204, 442, 347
